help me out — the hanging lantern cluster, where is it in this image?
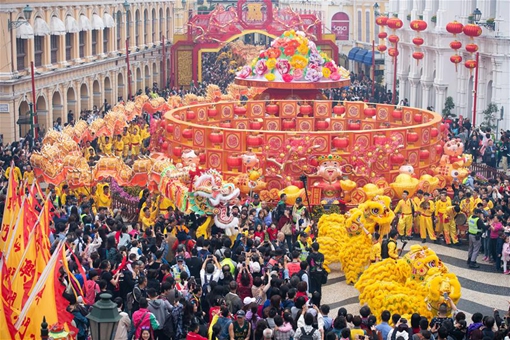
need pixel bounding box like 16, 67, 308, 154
446, 20, 482, 73
410, 19, 427, 65
385, 15, 403, 62
376, 15, 388, 53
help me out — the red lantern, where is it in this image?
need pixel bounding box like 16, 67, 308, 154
377, 45, 387, 53
373, 134, 386, 145
161, 141, 169, 151
282, 119, 296, 130
378, 32, 388, 39
450, 54, 463, 71
266, 103, 279, 115
390, 153, 405, 165
463, 24, 482, 38
419, 150, 430, 160
412, 37, 424, 46
348, 121, 361, 130
166, 123, 174, 134
464, 59, 477, 70
333, 105, 346, 115
182, 128, 193, 139
364, 107, 376, 117
431, 127, 439, 137
446, 21, 464, 35
435, 144, 444, 155
388, 48, 399, 57
209, 131, 223, 144
173, 146, 182, 157
207, 107, 218, 118
299, 103, 313, 115
410, 19, 427, 32
412, 52, 424, 62
199, 152, 206, 163
414, 113, 423, 123
376, 16, 388, 26
246, 135, 262, 147
234, 105, 247, 116
333, 136, 349, 149
465, 43, 478, 53
227, 155, 242, 168
249, 121, 262, 130
186, 110, 196, 121
387, 17, 403, 30
392, 109, 402, 119
316, 120, 329, 130
388, 34, 400, 43
407, 131, 419, 143
450, 40, 462, 50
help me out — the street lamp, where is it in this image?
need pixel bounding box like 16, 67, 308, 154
86, 293, 121, 340
7, 5, 33, 30
471, 8, 495, 30
373, 3, 380, 17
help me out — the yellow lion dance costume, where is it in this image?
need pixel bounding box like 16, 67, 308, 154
355, 245, 461, 320
316, 197, 394, 284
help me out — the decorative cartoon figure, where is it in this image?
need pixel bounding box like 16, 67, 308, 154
440, 138, 466, 166
181, 150, 200, 169
315, 154, 343, 204
399, 163, 415, 176
241, 152, 260, 171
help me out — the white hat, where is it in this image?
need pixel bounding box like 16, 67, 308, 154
251, 262, 261, 273
243, 297, 256, 306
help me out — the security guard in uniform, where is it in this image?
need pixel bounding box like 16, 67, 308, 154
467, 209, 487, 269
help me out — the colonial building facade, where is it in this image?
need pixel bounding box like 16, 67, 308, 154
385, 0, 510, 126
0, 0, 185, 143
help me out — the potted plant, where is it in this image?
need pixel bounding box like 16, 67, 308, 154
431, 15, 437, 23
407, 14, 411, 21
468, 15, 474, 24
442, 96, 456, 119
419, 15, 423, 20
486, 18, 495, 30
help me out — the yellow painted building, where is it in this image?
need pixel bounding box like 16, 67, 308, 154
0, 0, 192, 144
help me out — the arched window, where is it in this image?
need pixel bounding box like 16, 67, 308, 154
166, 8, 171, 40
144, 10, 148, 45
117, 11, 122, 50
152, 9, 156, 42
365, 11, 370, 42
357, 10, 362, 41
135, 10, 140, 46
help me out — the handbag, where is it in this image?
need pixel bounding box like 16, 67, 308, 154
281, 222, 292, 236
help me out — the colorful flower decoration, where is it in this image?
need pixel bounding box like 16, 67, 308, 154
236, 30, 349, 82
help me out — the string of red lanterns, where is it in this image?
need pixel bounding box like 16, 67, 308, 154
376, 15, 388, 53
410, 19, 427, 65
446, 20, 483, 73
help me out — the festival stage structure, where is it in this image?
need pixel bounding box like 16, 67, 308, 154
170, 0, 338, 88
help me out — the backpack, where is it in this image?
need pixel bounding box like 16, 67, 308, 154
202, 273, 212, 298
300, 327, 316, 340
126, 286, 141, 314
381, 239, 396, 259
161, 311, 175, 337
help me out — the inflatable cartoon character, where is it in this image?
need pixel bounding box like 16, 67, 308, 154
433, 139, 471, 185
314, 154, 343, 204
399, 164, 415, 176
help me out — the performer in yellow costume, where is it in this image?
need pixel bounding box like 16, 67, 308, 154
470, 191, 482, 213
394, 190, 415, 239
419, 192, 436, 242
435, 191, 452, 236
95, 183, 112, 210
130, 127, 142, 159
443, 205, 460, 245
412, 190, 424, 235
5, 164, 22, 182
22, 165, 35, 186
140, 205, 159, 230
122, 128, 131, 158
114, 134, 124, 158
460, 192, 473, 216
101, 136, 113, 155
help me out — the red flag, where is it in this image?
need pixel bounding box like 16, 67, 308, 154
0, 164, 21, 255
0, 258, 16, 339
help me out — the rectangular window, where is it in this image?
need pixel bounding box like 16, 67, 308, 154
34, 36, 43, 67
66, 33, 72, 60
152, 16, 156, 42
79, 31, 85, 58
51, 35, 58, 64
357, 10, 362, 41
92, 30, 97, 55
366, 11, 370, 42
117, 11, 122, 50
16, 38, 26, 71
104, 28, 109, 53
126, 11, 131, 41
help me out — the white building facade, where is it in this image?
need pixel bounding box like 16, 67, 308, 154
386, 0, 510, 127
